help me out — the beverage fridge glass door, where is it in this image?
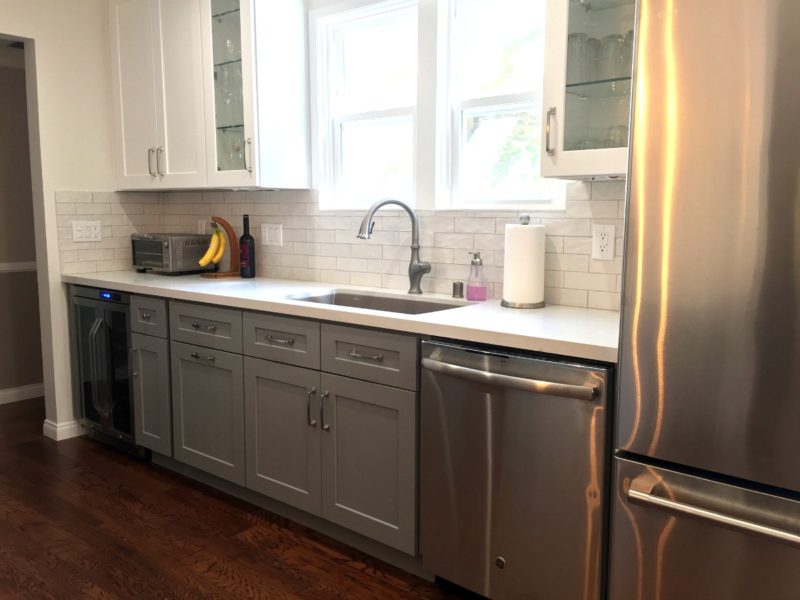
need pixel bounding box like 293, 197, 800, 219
74, 299, 104, 426
610, 456, 800, 600
105, 305, 133, 439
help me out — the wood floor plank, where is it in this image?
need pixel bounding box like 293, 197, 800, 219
0, 399, 466, 599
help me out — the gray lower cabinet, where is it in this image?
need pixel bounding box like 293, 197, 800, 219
131, 332, 172, 456
320, 373, 417, 555
171, 341, 245, 486
244, 357, 322, 515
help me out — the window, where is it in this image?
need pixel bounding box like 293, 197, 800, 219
311, 0, 418, 209
441, 0, 565, 207
311, 0, 565, 210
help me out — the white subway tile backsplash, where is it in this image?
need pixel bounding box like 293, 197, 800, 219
56, 180, 625, 310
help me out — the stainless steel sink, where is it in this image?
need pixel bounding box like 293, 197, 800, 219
288, 290, 468, 315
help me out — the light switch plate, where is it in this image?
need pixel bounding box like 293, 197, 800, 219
591, 224, 615, 261
197, 219, 208, 234
262, 223, 283, 247
72, 220, 102, 242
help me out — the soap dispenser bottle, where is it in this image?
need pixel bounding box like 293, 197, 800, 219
466, 251, 488, 301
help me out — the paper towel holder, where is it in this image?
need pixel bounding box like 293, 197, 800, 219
501, 214, 546, 309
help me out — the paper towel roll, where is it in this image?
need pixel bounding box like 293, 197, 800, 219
502, 223, 546, 308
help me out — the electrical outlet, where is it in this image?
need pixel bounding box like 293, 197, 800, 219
72, 220, 102, 242
197, 219, 208, 234
261, 223, 283, 247
591, 224, 615, 261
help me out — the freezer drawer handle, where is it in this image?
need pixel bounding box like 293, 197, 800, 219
421, 358, 599, 401
628, 474, 800, 548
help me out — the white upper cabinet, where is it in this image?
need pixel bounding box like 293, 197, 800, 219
109, 0, 310, 191
110, 0, 207, 189
200, 0, 310, 189
540, 0, 635, 179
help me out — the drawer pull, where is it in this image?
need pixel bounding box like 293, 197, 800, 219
306, 387, 318, 427
349, 348, 384, 362
141, 312, 151, 320
207, 324, 217, 333
191, 321, 200, 328
190, 352, 215, 363
268, 334, 295, 346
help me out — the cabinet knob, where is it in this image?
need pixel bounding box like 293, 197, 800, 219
207, 324, 217, 333
191, 321, 200, 328
495, 557, 506, 570
142, 312, 151, 320
133, 372, 139, 378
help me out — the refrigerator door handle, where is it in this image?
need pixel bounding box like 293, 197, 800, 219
628, 474, 800, 548
421, 357, 599, 401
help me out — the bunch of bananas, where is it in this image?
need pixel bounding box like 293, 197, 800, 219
198, 226, 227, 267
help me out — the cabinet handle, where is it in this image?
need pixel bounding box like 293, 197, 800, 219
267, 334, 295, 346
349, 348, 384, 362
306, 387, 318, 428
320, 391, 331, 431
141, 312, 151, 320
147, 147, 156, 177
191, 321, 200, 328
130, 346, 140, 378
190, 351, 215, 363
545, 107, 556, 156
156, 146, 166, 176
245, 137, 253, 173
207, 324, 217, 333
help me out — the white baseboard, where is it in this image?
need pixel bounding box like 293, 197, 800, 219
42, 419, 85, 441
0, 382, 44, 405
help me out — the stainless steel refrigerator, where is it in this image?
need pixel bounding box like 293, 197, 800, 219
611, 1, 800, 598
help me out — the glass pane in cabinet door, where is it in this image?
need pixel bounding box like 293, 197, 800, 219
211, 0, 245, 171
562, 0, 635, 151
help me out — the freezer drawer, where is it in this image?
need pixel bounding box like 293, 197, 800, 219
420, 341, 609, 600
610, 456, 800, 600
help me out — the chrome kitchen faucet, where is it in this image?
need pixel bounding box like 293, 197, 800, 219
356, 199, 431, 294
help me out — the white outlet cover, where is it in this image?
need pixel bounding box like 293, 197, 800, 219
262, 223, 283, 247
197, 219, 208, 234
72, 220, 102, 242
591, 224, 616, 261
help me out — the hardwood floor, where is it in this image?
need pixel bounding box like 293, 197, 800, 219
0, 400, 464, 599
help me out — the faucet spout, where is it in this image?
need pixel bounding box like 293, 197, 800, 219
356, 198, 431, 294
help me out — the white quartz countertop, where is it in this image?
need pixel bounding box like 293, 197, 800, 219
62, 271, 620, 363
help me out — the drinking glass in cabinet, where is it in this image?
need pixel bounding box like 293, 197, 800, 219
567, 33, 599, 84
214, 62, 244, 129
598, 34, 626, 80
216, 127, 246, 171
212, 4, 242, 64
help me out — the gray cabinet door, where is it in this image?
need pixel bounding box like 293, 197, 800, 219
131, 332, 172, 456
244, 357, 322, 515
320, 373, 417, 554
171, 341, 245, 485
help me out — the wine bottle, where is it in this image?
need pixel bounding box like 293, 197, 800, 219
239, 214, 256, 278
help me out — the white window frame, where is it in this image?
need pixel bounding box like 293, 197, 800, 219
310, 0, 565, 212
435, 0, 565, 210
310, 0, 418, 210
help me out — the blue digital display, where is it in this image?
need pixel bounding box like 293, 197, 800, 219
100, 291, 113, 300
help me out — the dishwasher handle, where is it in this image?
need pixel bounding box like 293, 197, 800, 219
421, 357, 599, 401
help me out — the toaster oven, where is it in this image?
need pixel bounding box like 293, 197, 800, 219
131, 233, 214, 273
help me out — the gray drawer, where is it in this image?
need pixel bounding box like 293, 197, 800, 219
131, 295, 168, 338
321, 324, 418, 390
169, 300, 242, 353
243, 312, 320, 369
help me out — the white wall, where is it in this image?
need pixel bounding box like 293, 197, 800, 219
0, 0, 114, 436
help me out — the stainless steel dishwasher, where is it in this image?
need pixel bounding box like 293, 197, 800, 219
420, 341, 611, 600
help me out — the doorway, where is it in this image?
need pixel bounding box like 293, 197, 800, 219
0, 37, 45, 434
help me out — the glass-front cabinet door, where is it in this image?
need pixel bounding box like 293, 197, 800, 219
201, 0, 257, 187
541, 0, 635, 179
